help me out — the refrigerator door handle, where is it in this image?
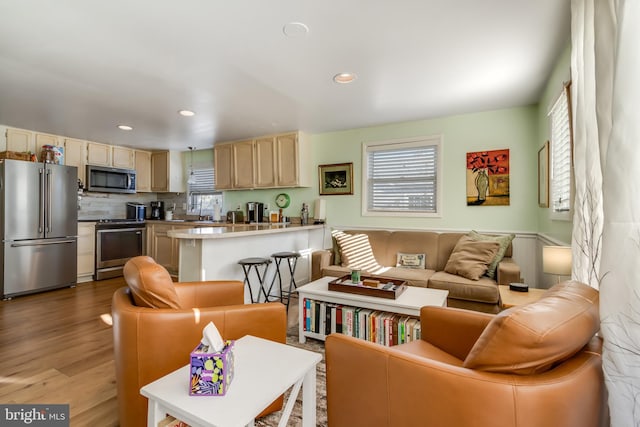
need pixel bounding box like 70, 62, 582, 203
39, 167, 45, 234
11, 239, 76, 248
46, 168, 52, 233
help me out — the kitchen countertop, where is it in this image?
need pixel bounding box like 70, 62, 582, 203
167, 223, 324, 239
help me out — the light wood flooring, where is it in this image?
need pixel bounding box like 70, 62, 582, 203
0, 278, 301, 426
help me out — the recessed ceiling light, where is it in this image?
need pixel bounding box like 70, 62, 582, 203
333, 72, 357, 84
118, 125, 133, 131
179, 110, 195, 117
283, 22, 309, 37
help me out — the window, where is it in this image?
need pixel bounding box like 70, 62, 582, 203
548, 83, 573, 219
187, 168, 223, 217
362, 135, 442, 217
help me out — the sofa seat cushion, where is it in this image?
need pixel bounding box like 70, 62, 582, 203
374, 267, 434, 288
322, 264, 352, 278
393, 339, 464, 367
428, 272, 500, 304
463, 280, 599, 375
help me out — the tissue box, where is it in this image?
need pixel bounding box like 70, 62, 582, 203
189, 340, 235, 396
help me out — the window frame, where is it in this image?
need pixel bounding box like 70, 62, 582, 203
548, 82, 573, 221
361, 135, 443, 218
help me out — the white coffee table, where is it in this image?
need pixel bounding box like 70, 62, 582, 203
140, 335, 322, 427
297, 276, 449, 343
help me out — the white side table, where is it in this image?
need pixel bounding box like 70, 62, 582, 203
140, 335, 322, 427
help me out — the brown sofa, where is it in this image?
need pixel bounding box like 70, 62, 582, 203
325, 280, 608, 427
112, 256, 287, 427
312, 229, 520, 313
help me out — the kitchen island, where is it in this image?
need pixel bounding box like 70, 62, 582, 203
168, 224, 326, 303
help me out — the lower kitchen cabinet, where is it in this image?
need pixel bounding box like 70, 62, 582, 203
77, 222, 95, 283
147, 223, 198, 275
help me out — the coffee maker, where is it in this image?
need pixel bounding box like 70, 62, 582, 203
246, 202, 264, 223
150, 201, 164, 220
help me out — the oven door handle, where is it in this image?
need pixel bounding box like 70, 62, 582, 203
97, 228, 145, 234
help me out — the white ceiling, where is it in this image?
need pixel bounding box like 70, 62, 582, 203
0, 1, 570, 151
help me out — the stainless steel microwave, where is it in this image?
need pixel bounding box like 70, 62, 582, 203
86, 165, 136, 193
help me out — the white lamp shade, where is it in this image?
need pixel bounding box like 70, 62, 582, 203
315, 198, 326, 220
542, 246, 572, 275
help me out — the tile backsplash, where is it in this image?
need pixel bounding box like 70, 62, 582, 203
78, 191, 188, 220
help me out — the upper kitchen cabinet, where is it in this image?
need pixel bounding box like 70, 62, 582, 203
213, 143, 233, 190
112, 146, 135, 169
6, 128, 35, 153
86, 141, 112, 166
151, 150, 185, 193
214, 131, 310, 190
134, 150, 152, 192
232, 140, 256, 189
64, 138, 87, 184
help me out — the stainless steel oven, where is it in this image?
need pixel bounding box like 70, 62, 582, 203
95, 220, 146, 280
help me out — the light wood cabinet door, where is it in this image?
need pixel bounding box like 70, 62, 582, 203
77, 222, 95, 282
255, 137, 277, 187
151, 224, 175, 272
214, 143, 234, 190
134, 150, 152, 192
87, 141, 112, 166
275, 133, 299, 187
233, 140, 255, 188
112, 146, 135, 169
64, 138, 87, 185
6, 128, 34, 153
151, 151, 169, 191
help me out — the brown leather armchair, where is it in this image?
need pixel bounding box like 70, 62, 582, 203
112, 256, 287, 427
326, 280, 608, 427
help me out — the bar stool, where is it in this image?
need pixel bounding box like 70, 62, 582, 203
267, 251, 300, 309
237, 257, 272, 303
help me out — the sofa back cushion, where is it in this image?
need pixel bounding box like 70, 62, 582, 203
386, 231, 440, 269
123, 256, 181, 309
340, 230, 391, 266
463, 280, 599, 374
333, 231, 382, 272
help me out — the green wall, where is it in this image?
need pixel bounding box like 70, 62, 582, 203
536, 42, 573, 244
223, 105, 540, 233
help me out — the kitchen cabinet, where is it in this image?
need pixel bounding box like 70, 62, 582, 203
87, 141, 112, 166
151, 151, 185, 193
135, 150, 152, 192
6, 128, 34, 153
214, 131, 310, 190
232, 140, 256, 188
112, 146, 135, 169
64, 138, 87, 185
213, 143, 233, 190
147, 223, 199, 275
77, 222, 96, 283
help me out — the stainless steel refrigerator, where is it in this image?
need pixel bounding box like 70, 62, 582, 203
1, 159, 78, 298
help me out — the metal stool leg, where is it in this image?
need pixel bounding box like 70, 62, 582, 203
241, 264, 256, 303
284, 257, 299, 309
254, 263, 271, 302
266, 258, 284, 302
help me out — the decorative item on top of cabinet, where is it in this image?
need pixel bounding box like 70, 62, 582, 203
151, 150, 185, 193
6, 127, 35, 154
135, 150, 152, 192
112, 146, 135, 169
87, 141, 112, 166
35, 133, 62, 161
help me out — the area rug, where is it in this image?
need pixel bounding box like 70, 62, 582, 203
255, 325, 327, 426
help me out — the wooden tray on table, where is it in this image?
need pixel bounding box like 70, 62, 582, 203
328, 274, 407, 299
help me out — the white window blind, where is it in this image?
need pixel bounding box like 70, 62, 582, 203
187, 168, 223, 215
363, 137, 440, 215
548, 86, 572, 214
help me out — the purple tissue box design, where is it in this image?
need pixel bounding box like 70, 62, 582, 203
189, 340, 235, 396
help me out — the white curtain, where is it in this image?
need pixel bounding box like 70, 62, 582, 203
571, 0, 640, 424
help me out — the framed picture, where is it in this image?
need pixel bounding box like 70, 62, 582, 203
466, 149, 510, 206
318, 163, 353, 195
538, 141, 549, 208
